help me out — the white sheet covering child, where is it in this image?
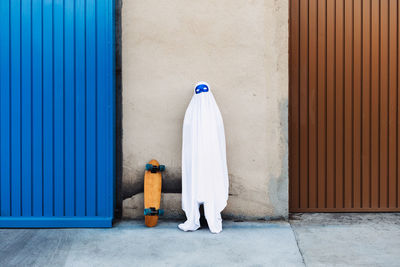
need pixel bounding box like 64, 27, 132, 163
178, 82, 229, 234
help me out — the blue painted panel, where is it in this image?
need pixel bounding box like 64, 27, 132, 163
0, 217, 112, 228
0, 0, 115, 227
64, 0, 76, 217
11, 0, 22, 217
21, 0, 33, 217
86, 0, 97, 217
75, 0, 86, 217
32, 0, 43, 217
1, 0, 11, 217
54, 0, 65, 217
43, 0, 54, 217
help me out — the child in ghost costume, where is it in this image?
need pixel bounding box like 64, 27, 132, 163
178, 82, 229, 234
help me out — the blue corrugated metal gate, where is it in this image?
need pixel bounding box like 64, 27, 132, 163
0, 0, 115, 228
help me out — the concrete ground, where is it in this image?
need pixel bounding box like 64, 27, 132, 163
0, 214, 399, 267
290, 213, 400, 267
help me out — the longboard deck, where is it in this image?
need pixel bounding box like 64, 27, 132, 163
144, 159, 162, 227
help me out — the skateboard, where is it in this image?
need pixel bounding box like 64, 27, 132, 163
144, 159, 165, 227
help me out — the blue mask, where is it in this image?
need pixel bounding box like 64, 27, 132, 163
195, 84, 209, 94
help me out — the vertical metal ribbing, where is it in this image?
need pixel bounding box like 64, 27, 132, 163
73, 0, 76, 216
290, 0, 400, 212
95, 0, 98, 216
370, 0, 372, 209
360, 0, 364, 208
1, 0, 114, 227
396, 0, 399, 209
324, 0, 328, 207
308, 0, 310, 208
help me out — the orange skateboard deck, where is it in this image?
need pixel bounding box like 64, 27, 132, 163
144, 159, 165, 227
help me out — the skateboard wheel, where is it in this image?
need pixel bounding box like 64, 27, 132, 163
144, 208, 151, 215
145, 164, 153, 171
159, 165, 166, 172
158, 209, 164, 216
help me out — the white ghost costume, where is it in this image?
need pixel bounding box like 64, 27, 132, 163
178, 82, 229, 234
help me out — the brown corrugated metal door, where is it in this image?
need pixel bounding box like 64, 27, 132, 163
290, 0, 400, 212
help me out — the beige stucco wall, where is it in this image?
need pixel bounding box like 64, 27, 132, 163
122, 0, 289, 219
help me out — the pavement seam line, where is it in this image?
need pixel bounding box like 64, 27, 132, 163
289, 222, 307, 267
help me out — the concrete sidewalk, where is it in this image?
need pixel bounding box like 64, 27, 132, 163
0, 221, 303, 267
290, 213, 400, 267
0, 214, 399, 266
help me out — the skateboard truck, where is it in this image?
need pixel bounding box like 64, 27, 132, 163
144, 207, 164, 216
145, 164, 166, 173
